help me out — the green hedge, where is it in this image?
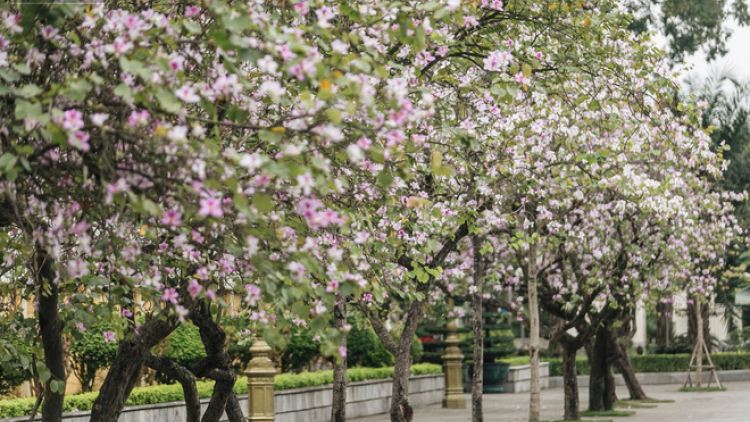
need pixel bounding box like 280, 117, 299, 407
500, 353, 750, 377
0, 363, 441, 418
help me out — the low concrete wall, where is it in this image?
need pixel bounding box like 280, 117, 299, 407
5, 374, 444, 422
548, 368, 750, 389
501, 362, 550, 393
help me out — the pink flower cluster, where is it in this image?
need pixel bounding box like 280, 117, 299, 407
295, 198, 346, 230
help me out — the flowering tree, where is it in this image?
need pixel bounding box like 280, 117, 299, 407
0, 1, 427, 421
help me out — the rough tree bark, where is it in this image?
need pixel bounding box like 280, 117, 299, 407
471, 235, 484, 422
363, 299, 423, 422
656, 301, 672, 347
527, 242, 541, 422
559, 334, 580, 421
35, 250, 66, 422
145, 354, 201, 422
90, 312, 177, 422
190, 301, 244, 422
613, 344, 648, 400
588, 326, 616, 411
332, 295, 348, 422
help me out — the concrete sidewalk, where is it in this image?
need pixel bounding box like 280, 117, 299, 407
351, 381, 750, 422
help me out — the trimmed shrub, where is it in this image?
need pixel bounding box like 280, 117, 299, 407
0, 363, 442, 418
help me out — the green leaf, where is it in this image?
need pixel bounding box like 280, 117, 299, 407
119, 57, 152, 80
156, 88, 182, 113
377, 170, 393, 187
522, 63, 532, 78
17, 84, 42, 98
68, 79, 93, 102
0, 153, 17, 173
14, 99, 42, 121
252, 193, 274, 213
183, 20, 202, 34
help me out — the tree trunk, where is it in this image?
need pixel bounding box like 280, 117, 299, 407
387, 301, 424, 422
471, 235, 484, 422
35, 251, 66, 422
560, 336, 580, 421
527, 242, 541, 422
90, 314, 176, 422
190, 301, 244, 422
688, 299, 710, 354
656, 301, 672, 346
201, 370, 236, 422
332, 296, 348, 422
145, 354, 200, 422
588, 326, 616, 411
224, 393, 246, 422
613, 343, 648, 400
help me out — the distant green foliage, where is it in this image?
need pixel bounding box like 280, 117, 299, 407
347, 325, 394, 367
69, 322, 119, 392
0, 363, 442, 418
626, 0, 750, 63
280, 327, 321, 373
164, 323, 206, 369
0, 340, 31, 397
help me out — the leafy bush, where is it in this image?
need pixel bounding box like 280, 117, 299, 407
164, 323, 207, 371
69, 322, 119, 392
0, 363, 442, 418
347, 325, 394, 367
280, 327, 321, 373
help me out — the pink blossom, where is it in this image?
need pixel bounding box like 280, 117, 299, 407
205, 289, 216, 300
68, 131, 91, 152
185, 6, 201, 17
161, 209, 183, 227
62, 109, 85, 131
103, 331, 116, 343
75, 322, 86, 332
339, 345, 347, 359
483, 50, 514, 72
128, 110, 150, 127
161, 288, 179, 305
188, 280, 203, 298
199, 198, 224, 218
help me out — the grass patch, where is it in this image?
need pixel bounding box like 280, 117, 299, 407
614, 400, 657, 409
581, 410, 636, 417
678, 386, 727, 392
627, 398, 675, 403
542, 420, 613, 422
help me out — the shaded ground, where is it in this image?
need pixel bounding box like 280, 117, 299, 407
351, 381, 750, 422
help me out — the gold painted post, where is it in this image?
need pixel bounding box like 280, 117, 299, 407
245, 336, 277, 422
442, 316, 466, 408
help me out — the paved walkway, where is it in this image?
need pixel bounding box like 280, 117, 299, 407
351, 381, 750, 422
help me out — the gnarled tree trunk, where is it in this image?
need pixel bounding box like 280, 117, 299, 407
588, 326, 616, 411
35, 251, 66, 422
145, 354, 201, 422
559, 334, 580, 421
613, 341, 648, 400
90, 313, 177, 422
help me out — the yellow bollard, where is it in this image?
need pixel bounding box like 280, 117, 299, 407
245, 336, 277, 421
442, 319, 466, 408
